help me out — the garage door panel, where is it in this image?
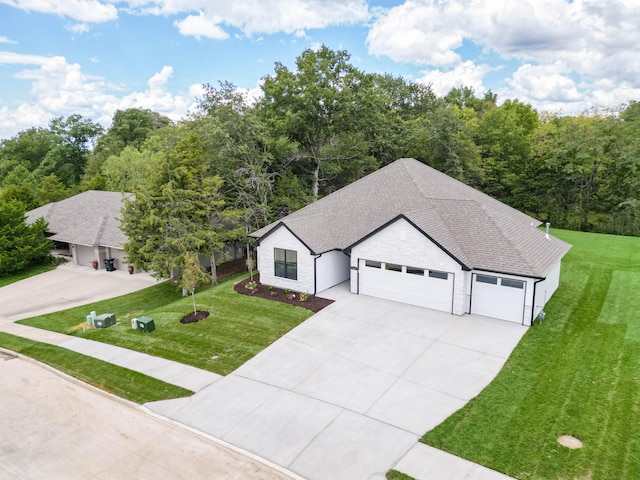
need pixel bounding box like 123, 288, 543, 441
359, 259, 453, 313
471, 274, 525, 323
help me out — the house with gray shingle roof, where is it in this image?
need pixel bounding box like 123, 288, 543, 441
251, 158, 571, 325
26, 191, 132, 271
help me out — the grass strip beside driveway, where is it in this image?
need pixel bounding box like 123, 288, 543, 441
421, 229, 640, 480
0, 332, 193, 403
18, 276, 313, 375
0, 264, 55, 287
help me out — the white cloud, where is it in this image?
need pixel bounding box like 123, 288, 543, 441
174, 11, 229, 40
0, 56, 199, 138
417, 61, 492, 96
0, 36, 18, 44
0, 51, 50, 65
368, 0, 640, 112
367, 1, 465, 67
0, 0, 118, 22
66, 22, 90, 34
123, 0, 370, 38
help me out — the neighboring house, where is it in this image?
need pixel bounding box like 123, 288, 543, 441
26, 190, 132, 271
251, 158, 571, 326
26, 190, 245, 273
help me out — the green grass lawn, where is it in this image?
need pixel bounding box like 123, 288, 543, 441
0, 332, 193, 403
421, 229, 640, 479
0, 264, 55, 287
18, 275, 313, 375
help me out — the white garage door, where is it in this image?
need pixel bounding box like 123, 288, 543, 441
359, 259, 454, 313
471, 274, 526, 323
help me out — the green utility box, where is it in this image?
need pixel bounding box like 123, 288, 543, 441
94, 313, 116, 329
136, 316, 155, 333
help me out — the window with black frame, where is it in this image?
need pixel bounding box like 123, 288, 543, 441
274, 248, 297, 280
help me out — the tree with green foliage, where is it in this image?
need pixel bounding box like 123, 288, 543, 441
101, 146, 157, 193
193, 82, 279, 229
260, 45, 376, 199
477, 99, 540, 208
121, 133, 242, 283
0, 200, 52, 275
406, 102, 482, 184
42, 115, 103, 186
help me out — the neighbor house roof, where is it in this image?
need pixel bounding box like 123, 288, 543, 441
251, 158, 571, 278
26, 190, 132, 248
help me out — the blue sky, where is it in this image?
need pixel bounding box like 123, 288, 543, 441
1, 0, 639, 140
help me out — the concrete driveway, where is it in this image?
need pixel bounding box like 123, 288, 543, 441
0, 352, 292, 480
0, 263, 157, 322
148, 285, 526, 480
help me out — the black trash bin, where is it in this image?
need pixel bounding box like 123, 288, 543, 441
104, 258, 116, 271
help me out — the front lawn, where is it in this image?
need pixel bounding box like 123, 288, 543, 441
0, 332, 193, 403
421, 229, 640, 479
18, 275, 313, 375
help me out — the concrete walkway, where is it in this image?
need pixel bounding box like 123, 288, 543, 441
0, 267, 522, 480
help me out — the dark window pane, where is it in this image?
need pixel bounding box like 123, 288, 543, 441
429, 270, 448, 280
365, 260, 381, 269
406, 267, 424, 276
476, 275, 498, 284
385, 263, 402, 272
501, 278, 524, 289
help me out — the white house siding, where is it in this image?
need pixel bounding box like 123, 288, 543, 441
256, 225, 315, 293
350, 218, 466, 315
315, 250, 350, 293
532, 260, 562, 321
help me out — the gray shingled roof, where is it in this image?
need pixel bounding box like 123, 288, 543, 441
252, 158, 571, 278
26, 190, 132, 248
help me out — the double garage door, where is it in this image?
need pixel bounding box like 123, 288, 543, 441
358, 259, 454, 313
471, 274, 526, 323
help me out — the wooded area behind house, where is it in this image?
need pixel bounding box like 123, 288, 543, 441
2, 46, 639, 247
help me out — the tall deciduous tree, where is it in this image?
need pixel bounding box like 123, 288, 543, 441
260, 45, 375, 199
37, 115, 103, 186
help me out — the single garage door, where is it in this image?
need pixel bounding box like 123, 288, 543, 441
471, 274, 526, 323
358, 259, 454, 313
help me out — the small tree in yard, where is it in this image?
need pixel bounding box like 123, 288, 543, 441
182, 252, 211, 315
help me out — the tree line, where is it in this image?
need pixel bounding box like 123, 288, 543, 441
1, 46, 639, 276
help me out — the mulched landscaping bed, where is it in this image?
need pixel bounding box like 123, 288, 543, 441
234, 274, 334, 313
180, 310, 210, 324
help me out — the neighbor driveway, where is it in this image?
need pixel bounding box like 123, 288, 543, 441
0, 263, 157, 323
148, 284, 526, 480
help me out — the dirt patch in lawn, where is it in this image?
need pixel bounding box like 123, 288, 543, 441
234, 274, 334, 313
180, 310, 210, 324
558, 435, 583, 449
